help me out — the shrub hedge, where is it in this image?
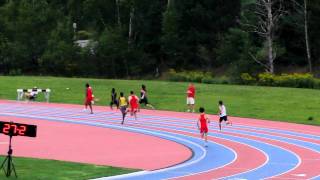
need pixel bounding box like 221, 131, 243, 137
165, 69, 320, 90
167, 69, 209, 82
241, 73, 320, 89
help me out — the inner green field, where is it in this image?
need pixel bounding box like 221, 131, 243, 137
0, 76, 319, 125
0, 156, 136, 180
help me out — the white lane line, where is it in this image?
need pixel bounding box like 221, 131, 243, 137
0, 112, 211, 180
0, 104, 313, 180
292, 173, 306, 177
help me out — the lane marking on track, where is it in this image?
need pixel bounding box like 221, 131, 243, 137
2, 112, 236, 179
0, 111, 299, 179
1, 102, 319, 179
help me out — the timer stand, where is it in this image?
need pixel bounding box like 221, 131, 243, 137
0, 129, 17, 178
0, 120, 37, 178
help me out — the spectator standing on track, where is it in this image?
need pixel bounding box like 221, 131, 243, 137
197, 107, 210, 147
139, 84, 155, 110
84, 83, 94, 114
218, 100, 232, 130
186, 83, 196, 113
129, 91, 139, 120
119, 92, 128, 124
110, 88, 119, 110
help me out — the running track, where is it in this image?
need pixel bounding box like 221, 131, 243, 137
0, 100, 320, 180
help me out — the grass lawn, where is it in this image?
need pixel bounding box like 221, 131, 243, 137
0, 76, 319, 125
0, 156, 137, 180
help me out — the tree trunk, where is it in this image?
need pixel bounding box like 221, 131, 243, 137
125, 4, 135, 77
116, 0, 121, 28
99, 10, 106, 28
267, 34, 274, 73
167, 0, 172, 9
128, 6, 134, 46
266, 0, 274, 74
304, 0, 312, 73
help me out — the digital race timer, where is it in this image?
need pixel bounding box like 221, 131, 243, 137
0, 121, 37, 137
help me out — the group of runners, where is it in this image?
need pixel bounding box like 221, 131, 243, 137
84, 83, 154, 124
84, 82, 232, 146
196, 101, 232, 146
186, 83, 232, 146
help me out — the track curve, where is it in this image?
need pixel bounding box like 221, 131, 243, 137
0, 100, 319, 180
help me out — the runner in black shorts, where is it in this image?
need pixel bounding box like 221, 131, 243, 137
219, 115, 228, 122
218, 101, 232, 131
110, 88, 119, 110
139, 84, 155, 109
139, 94, 149, 105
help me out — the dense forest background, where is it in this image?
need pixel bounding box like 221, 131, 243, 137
0, 0, 319, 79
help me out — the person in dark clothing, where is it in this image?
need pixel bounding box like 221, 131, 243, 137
139, 84, 155, 109
110, 88, 119, 110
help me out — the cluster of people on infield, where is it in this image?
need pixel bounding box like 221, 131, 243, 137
84, 82, 232, 146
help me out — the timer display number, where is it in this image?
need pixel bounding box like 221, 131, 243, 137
0, 121, 37, 137
2, 124, 27, 136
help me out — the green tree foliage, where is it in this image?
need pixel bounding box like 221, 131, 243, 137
309, 0, 320, 66
82, 0, 117, 32
0, 0, 319, 78
162, 0, 241, 70
41, 18, 81, 76
96, 28, 128, 77
161, 1, 181, 69
216, 28, 261, 79
0, 33, 11, 74
0, 0, 54, 74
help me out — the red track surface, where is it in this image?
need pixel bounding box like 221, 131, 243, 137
1, 100, 320, 179
0, 116, 191, 171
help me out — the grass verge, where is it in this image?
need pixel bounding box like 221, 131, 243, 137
0, 76, 319, 125
0, 156, 137, 180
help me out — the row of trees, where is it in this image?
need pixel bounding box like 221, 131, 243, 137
237, 0, 319, 74
0, 0, 319, 78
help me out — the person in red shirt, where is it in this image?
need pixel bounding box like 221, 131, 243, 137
84, 83, 93, 114
197, 107, 210, 147
129, 91, 139, 120
186, 83, 196, 112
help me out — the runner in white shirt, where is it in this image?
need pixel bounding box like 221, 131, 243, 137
218, 100, 232, 131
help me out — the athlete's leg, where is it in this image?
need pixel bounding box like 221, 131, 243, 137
205, 133, 208, 142
226, 117, 232, 126
84, 100, 88, 110
89, 102, 93, 114
191, 104, 195, 113
110, 102, 113, 110
121, 112, 126, 124
204, 133, 208, 147
146, 103, 155, 109
134, 110, 137, 120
